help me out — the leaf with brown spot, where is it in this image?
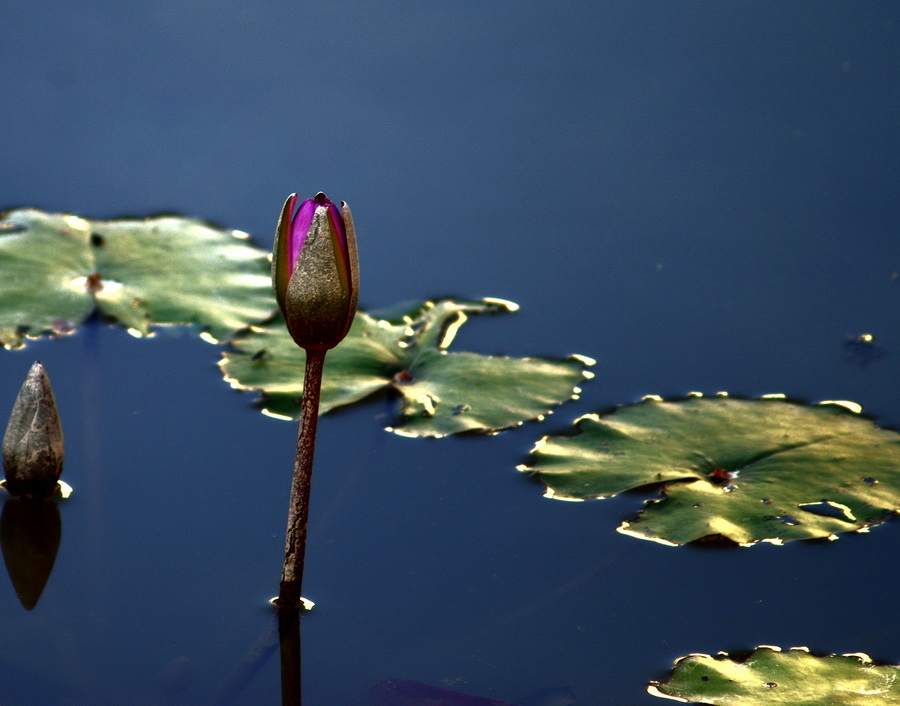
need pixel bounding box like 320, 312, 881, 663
521, 395, 900, 546
220, 299, 594, 437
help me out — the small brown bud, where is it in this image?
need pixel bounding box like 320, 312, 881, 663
2, 362, 64, 499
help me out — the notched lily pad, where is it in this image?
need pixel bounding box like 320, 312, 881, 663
519, 394, 900, 546
648, 646, 900, 704
219, 298, 594, 437
0, 208, 274, 347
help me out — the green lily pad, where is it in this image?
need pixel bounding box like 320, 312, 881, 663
0, 208, 274, 347
519, 394, 900, 546
219, 298, 594, 437
648, 646, 900, 704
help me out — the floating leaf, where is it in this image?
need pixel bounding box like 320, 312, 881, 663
520, 395, 900, 546
220, 298, 594, 437
648, 646, 900, 704
0, 208, 274, 347
0, 212, 95, 346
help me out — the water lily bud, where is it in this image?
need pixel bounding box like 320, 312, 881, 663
272, 192, 359, 350
2, 362, 64, 499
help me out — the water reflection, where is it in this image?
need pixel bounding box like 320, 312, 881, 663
278, 609, 302, 706
366, 678, 577, 705
0, 496, 62, 610
208, 608, 302, 706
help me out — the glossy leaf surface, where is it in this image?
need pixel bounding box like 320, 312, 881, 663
0, 211, 95, 347
220, 298, 594, 437
0, 209, 274, 347
521, 395, 900, 546
648, 647, 900, 704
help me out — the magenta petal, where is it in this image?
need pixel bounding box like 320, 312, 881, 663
289, 198, 318, 269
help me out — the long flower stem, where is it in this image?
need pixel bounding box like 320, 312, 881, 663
278, 348, 326, 612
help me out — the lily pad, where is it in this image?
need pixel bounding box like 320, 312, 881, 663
648, 646, 900, 705
0, 208, 274, 347
519, 394, 900, 546
219, 298, 594, 437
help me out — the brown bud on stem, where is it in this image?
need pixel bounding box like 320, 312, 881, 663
2, 362, 64, 499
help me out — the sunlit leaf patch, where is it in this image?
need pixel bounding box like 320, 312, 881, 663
520, 394, 900, 546
0, 208, 274, 347
219, 298, 594, 437
648, 646, 900, 704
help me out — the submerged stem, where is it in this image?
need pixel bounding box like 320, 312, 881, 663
278, 348, 326, 612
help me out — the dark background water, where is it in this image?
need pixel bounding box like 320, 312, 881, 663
1, 2, 899, 704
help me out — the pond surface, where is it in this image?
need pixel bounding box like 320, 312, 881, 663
2, 2, 899, 704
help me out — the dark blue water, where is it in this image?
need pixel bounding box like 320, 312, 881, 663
1, 2, 898, 703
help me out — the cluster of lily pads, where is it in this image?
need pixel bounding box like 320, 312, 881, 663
2, 207, 898, 703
